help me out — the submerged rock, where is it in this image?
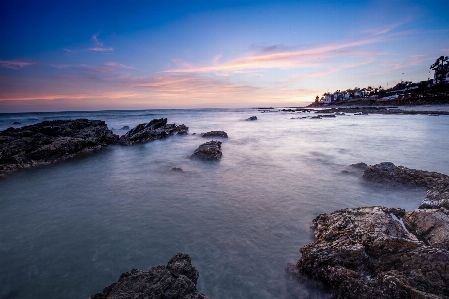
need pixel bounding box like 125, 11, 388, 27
289, 206, 449, 299
201, 131, 228, 138
121, 125, 130, 130
89, 253, 209, 299
247, 116, 257, 121
190, 141, 222, 161
350, 162, 368, 170
0, 119, 118, 177
119, 118, 188, 145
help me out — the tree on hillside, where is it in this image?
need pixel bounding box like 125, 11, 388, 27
315, 95, 319, 103
431, 56, 449, 84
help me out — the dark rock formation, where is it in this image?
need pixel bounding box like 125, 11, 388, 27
350, 162, 368, 170
0, 119, 118, 177
363, 162, 449, 209
171, 167, 183, 172
89, 253, 209, 299
289, 206, 449, 299
190, 141, 222, 161
121, 126, 130, 130
247, 116, 257, 120
201, 131, 228, 138
119, 118, 188, 145
13, 121, 21, 125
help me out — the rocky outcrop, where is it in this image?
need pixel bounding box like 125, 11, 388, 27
190, 141, 222, 161
201, 131, 228, 138
0, 119, 118, 177
289, 206, 449, 299
89, 253, 209, 299
363, 162, 449, 209
247, 116, 257, 121
0, 118, 190, 177
119, 118, 188, 145
403, 209, 449, 250
350, 162, 368, 170
362, 162, 449, 188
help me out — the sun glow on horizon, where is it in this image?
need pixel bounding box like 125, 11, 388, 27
1, 0, 448, 112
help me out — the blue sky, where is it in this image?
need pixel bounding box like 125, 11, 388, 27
1, 0, 448, 112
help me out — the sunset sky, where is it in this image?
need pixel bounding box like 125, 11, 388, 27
1, 0, 448, 112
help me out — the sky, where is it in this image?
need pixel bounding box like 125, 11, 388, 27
0, 0, 448, 112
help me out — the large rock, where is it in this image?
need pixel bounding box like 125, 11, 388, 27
190, 141, 222, 161
362, 162, 449, 188
89, 253, 209, 299
363, 162, 449, 209
289, 206, 449, 299
119, 118, 188, 145
201, 131, 228, 138
403, 208, 449, 250
0, 119, 118, 177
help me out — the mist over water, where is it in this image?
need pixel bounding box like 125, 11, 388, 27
1, 109, 448, 298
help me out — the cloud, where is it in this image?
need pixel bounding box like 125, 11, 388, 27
132, 73, 258, 96
164, 36, 384, 75
0, 60, 36, 69
88, 33, 113, 52
359, 22, 404, 36
0, 91, 138, 101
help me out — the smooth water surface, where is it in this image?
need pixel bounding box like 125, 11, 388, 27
1, 109, 448, 298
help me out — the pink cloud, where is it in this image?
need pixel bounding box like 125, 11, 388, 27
0, 60, 36, 69
164, 36, 384, 74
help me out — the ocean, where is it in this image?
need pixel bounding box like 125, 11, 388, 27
1, 108, 448, 299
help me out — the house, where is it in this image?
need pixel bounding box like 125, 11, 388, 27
324, 94, 334, 103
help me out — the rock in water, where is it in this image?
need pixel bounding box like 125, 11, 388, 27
201, 131, 228, 138
0, 119, 118, 177
89, 253, 210, 299
190, 141, 222, 161
289, 206, 449, 299
362, 162, 449, 209
247, 116, 257, 121
350, 162, 368, 170
119, 118, 188, 145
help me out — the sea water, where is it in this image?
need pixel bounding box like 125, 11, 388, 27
1, 108, 448, 299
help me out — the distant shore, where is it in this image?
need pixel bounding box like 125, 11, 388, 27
305, 104, 449, 114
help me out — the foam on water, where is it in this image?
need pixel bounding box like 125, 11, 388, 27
0, 108, 448, 298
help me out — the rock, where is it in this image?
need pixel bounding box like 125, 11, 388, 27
13, 121, 21, 125
350, 162, 368, 170
403, 209, 449, 250
289, 206, 449, 299
89, 253, 209, 299
363, 162, 449, 209
119, 119, 188, 145
171, 167, 183, 172
247, 116, 257, 120
121, 126, 130, 130
201, 131, 228, 138
420, 185, 449, 209
190, 141, 222, 161
362, 162, 449, 188
0, 119, 119, 177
